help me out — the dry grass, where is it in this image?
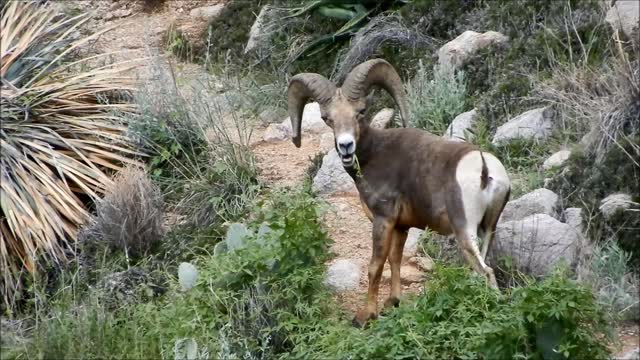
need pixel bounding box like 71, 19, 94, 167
533, 32, 639, 164
83, 166, 165, 261
331, 13, 436, 83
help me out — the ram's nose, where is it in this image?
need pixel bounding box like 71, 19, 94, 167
336, 134, 356, 155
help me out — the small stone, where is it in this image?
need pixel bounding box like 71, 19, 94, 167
410, 256, 435, 272
263, 123, 291, 142
600, 193, 634, 220
382, 265, 425, 284
190, 4, 226, 20
370, 108, 395, 129
542, 150, 571, 170
258, 107, 285, 126
403, 228, 423, 259
563, 208, 584, 234
281, 102, 330, 134
324, 259, 360, 292
618, 347, 640, 360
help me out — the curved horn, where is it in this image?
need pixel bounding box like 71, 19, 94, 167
342, 59, 409, 127
287, 74, 336, 147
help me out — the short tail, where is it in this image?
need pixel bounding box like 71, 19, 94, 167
479, 151, 489, 190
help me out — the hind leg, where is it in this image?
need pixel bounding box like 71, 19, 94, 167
480, 187, 511, 261
456, 227, 498, 289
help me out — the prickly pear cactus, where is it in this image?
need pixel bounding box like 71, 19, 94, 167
178, 262, 198, 291
225, 222, 249, 251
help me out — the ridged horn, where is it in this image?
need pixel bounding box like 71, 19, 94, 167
341, 59, 409, 127
287, 73, 336, 147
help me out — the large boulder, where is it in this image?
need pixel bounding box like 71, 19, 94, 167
492, 107, 556, 145
492, 214, 581, 277
600, 193, 634, 220
312, 149, 358, 196
382, 265, 425, 284
542, 150, 571, 170
605, 0, 640, 40
563, 207, 584, 235
443, 109, 477, 142
189, 4, 226, 19
500, 188, 559, 223
319, 132, 335, 153
324, 259, 360, 292
438, 30, 509, 69
245, 5, 273, 54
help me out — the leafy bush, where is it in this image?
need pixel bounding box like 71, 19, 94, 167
581, 241, 639, 321
81, 166, 165, 261
0, 1, 140, 311
293, 267, 612, 360
406, 62, 467, 134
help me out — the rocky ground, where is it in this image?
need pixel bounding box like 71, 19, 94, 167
56, 0, 638, 356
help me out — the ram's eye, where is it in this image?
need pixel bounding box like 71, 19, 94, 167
358, 108, 366, 115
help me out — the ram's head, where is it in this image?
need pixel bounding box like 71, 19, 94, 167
287, 59, 409, 167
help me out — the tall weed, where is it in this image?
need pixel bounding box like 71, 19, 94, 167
406, 61, 467, 134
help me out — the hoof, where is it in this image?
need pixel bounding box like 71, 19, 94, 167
383, 296, 400, 309
352, 310, 377, 328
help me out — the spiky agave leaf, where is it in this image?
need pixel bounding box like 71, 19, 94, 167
0, 1, 142, 309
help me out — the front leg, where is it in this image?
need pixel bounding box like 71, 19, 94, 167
353, 216, 394, 328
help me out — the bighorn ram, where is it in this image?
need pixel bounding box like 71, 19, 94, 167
287, 59, 511, 327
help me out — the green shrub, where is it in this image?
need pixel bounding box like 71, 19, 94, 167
293, 267, 612, 360
406, 62, 468, 134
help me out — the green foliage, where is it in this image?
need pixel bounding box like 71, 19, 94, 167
583, 241, 639, 321
406, 62, 468, 134
165, 27, 194, 61
292, 267, 612, 359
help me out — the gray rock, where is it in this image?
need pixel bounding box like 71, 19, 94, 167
492, 107, 555, 145
542, 150, 571, 170
312, 149, 358, 196
438, 30, 509, 69
324, 259, 360, 292
190, 4, 226, 19
410, 255, 435, 272
605, 0, 640, 40
370, 108, 395, 129
492, 214, 581, 277
618, 347, 640, 360
563, 207, 584, 235
281, 102, 330, 134
500, 188, 559, 223
258, 107, 286, 126
245, 5, 272, 54
104, 9, 132, 20
600, 193, 634, 220
403, 228, 423, 259
443, 109, 477, 142
382, 265, 425, 284
319, 132, 335, 153
263, 123, 291, 142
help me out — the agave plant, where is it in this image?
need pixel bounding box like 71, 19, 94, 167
0, 2, 141, 309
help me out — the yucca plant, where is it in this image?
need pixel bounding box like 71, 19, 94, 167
0, 1, 141, 310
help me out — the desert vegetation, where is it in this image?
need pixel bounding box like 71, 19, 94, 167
1, 0, 638, 359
